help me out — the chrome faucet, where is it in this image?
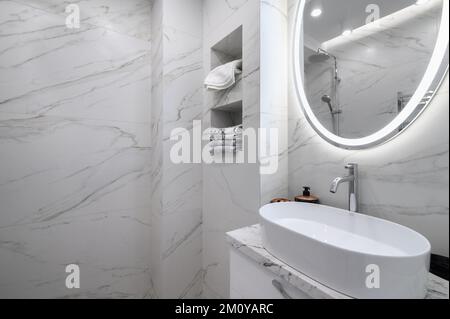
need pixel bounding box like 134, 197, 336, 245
330, 163, 359, 212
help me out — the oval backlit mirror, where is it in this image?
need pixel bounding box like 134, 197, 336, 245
293, 0, 449, 149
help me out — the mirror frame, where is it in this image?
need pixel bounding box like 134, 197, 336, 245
293, 0, 449, 150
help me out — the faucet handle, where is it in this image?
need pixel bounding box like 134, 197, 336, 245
345, 163, 358, 170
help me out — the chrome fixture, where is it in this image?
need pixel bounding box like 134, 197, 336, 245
309, 48, 342, 134
330, 163, 359, 212
321, 94, 342, 115
309, 48, 340, 83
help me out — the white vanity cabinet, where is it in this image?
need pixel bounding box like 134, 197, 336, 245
229, 249, 311, 299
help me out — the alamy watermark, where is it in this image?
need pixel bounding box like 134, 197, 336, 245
65, 4, 80, 29
366, 4, 381, 25
169, 121, 279, 175
65, 264, 80, 289
366, 264, 381, 289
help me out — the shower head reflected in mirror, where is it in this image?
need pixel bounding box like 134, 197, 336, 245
308, 48, 341, 83
321, 94, 332, 104
322, 94, 342, 115
321, 94, 333, 113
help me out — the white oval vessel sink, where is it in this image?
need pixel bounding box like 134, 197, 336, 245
260, 202, 431, 299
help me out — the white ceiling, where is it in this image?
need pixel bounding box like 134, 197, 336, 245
304, 0, 418, 45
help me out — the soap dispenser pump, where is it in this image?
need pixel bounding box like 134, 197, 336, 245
303, 187, 311, 197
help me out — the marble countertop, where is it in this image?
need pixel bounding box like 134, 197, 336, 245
226, 224, 449, 300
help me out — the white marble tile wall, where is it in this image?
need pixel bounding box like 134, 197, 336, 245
150, 0, 204, 299
202, 0, 262, 299
304, 0, 442, 138
260, 0, 289, 205
13, 0, 152, 41
150, 0, 164, 299
288, 0, 449, 257
0, 0, 153, 298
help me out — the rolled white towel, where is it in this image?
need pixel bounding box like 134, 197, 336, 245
223, 125, 243, 135
205, 60, 242, 91
224, 133, 242, 141
204, 125, 243, 141
210, 146, 237, 154
209, 136, 242, 145
204, 128, 223, 136
204, 131, 223, 141
209, 133, 241, 141
209, 139, 242, 147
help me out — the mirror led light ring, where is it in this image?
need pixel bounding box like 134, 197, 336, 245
293, 0, 449, 150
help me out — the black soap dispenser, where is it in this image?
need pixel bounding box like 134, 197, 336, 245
295, 187, 320, 204
303, 187, 311, 197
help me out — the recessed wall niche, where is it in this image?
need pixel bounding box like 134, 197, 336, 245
211, 101, 243, 128
209, 26, 243, 129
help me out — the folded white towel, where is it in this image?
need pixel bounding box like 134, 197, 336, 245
205, 60, 242, 91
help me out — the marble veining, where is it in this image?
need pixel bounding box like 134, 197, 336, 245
288, 0, 449, 257
13, 0, 152, 41
260, 0, 288, 205
227, 225, 450, 299
202, 0, 263, 299
304, 0, 442, 138
0, 0, 153, 299
150, 0, 203, 299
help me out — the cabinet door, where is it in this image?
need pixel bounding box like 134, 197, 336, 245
230, 249, 311, 299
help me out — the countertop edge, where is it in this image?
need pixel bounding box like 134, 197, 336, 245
226, 224, 449, 300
